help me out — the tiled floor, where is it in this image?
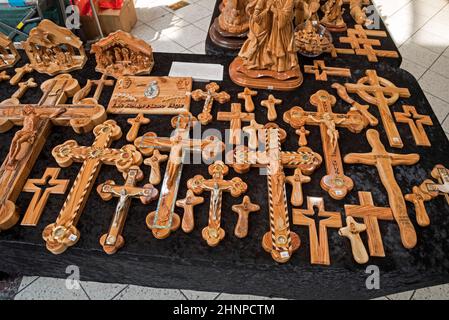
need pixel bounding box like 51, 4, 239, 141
3, 0, 449, 300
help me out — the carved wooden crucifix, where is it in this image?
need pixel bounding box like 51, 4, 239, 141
176, 189, 204, 233
345, 69, 411, 148
97, 166, 158, 254
304, 60, 351, 81
0, 73, 106, 231
344, 191, 394, 257
191, 82, 230, 125
217, 103, 254, 145
261, 95, 282, 121
227, 128, 322, 263
238, 87, 257, 112
344, 129, 420, 249
42, 120, 143, 254
134, 114, 225, 239
243, 119, 264, 150
126, 113, 150, 142
293, 197, 342, 265
394, 105, 433, 147
188, 161, 247, 246
232, 195, 260, 239
284, 90, 370, 200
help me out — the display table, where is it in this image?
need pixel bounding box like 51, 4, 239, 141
0, 50, 448, 299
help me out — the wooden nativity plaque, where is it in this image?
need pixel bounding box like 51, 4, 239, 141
107, 76, 192, 115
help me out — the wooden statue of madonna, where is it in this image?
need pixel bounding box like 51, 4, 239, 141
229, 0, 303, 90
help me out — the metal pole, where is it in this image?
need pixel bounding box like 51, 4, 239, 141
89, 0, 104, 38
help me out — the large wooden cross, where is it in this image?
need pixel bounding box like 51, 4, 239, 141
42, 120, 142, 254
394, 105, 433, 147
188, 161, 247, 246
191, 82, 230, 125
227, 128, 322, 263
345, 69, 411, 148
344, 129, 420, 249
134, 114, 225, 239
284, 90, 370, 200
0, 74, 106, 231
217, 102, 254, 145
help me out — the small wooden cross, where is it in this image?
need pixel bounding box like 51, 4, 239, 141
143, 149, 168, 185
97, 166, 158, 254
42, 120, 143, 254
21, 168, 69, 227
188, 161, 247, 246
394, 105, 433, 147
232, 195, 260, 238
1, 78, 37, 105
405, 182, 434, 227
339, 216, 369, 264
293, 197, 342, 265
0, 71, 10, 82
304, 60, 351, 81
73, 74, 115, 104
126, 113, 151, 142
217, 103, 254, 145
285, 168, 311, 207
296, 127, 310, 147
191, 82, 230, 125
176, 189, 204, 233
10, 63, 33, 86
243, 119, 264, 150
344, 129, 420, 249
261, 95, 282, 121
238, 87, 257, 112
429, 165, 449, 204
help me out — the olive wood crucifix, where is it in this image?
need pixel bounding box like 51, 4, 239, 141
191, 82, 230, 125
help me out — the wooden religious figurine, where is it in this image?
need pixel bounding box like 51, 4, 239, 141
217, 103, 254, 145
349, 0, 373, 26
176, 189, 204, 233
21, 168, 69, 226
321, 0, 347, 32
209, 0, 250, 49
126, 113, 151, 142
91, 30, 154, 79
97, 166, 158, 254
229, 0, 303, 90
0, 74, 106, 232
22, 19, 87, 76
144, 150, 168, 186
238, 87, 257, 112
295, 20, 333, 57
192, 82, 231, 125
339, 216, 369, 264
261, 95, 282, 121
232, 195, 260, 238
344, 129, 420, 249
0, 32, 20, 70
42, 120, 143, 254
293, 197, 342, 265
394, 105, 433, 147
295, 0, 320, 25
188, 161, 248, 246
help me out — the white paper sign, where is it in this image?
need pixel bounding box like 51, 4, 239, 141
169, 62, 224, 82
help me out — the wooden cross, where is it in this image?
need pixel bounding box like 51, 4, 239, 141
0, 74, 106, 231
134, 113, 225, 239
238, 87, 257, 112
243, 119, 264, 150
345, 69, 411, 148
143, 150, 168, 185
1, 78, 37, 105
345, 191, 394, 257
227, 128, 322, 263
42, 120, 143, 254
394, 105, 433, 147
126, 113, 151, 142
176, 189, 204, 233
296, 127, 310, 147
97, 166, 158, 254
284, 90, 370, 200
338, 216, 369, 264
188, 161, 247, 246
21, 168, 69, 226
428, 165, 449, 204
261, 95, 282, 121
72, 74, 115, 104
304, 60, 351, 81
217, 103, 254, 145
292, 197, 342, 265
0, 71, 10, 82
285, 168, 311, 207
344, 129, 420, 249
191, 82, 230, 125
10, 63, 33, 86
232, 195, 260, 239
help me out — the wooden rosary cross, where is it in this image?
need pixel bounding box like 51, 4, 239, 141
261, 95, 282, 121
126, 113, 150, 142
42, 120, 142, 254
176, 189, 204, 233
238, 87, 257, 112
144, 150, 168, 185
345, 69, 411, 148
394, 105, 433, 147
304, 60, 351, 81
191, 82, 230, 125
293, 197, 342, 265
344, 129, 420, 249
232, 196, 260, 239
284, 90, 370, 200
188, 161, 247, 246
21, 168, 69, 226
217, 103, 254, 145
97, 166, 158, 254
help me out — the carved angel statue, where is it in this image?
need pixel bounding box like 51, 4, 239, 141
321, 0, 346, 31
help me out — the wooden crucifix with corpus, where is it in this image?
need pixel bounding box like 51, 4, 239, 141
191, 82, 230, 125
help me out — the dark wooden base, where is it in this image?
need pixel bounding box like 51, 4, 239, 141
208, 18, 247, 50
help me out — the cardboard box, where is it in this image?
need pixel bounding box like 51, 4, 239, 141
98, 0, 137, 35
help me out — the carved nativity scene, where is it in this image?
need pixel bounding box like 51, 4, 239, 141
0, 32, 20, 70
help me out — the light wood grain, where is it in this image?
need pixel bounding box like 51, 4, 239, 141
232, 195, 260, 238
176, 189, 204, 233
304, 60, 351, 81
217, 103, 254, 145
192, 82, 230, 125
339, 216, 369, 264
394, 105, 433, 147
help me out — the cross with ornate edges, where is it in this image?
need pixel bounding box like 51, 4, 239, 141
191, 82, 230, 125
188, 161, 247, 246
0, 73, 106, 231
217, 102, 254, 145
394, 105, 433, 147
344, 129, 420, 249
97, 166, 158, 254
42, 120, 142, 254
284, 90, 371, 200
134, 113, 225, 239
226, 128, 322, 263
